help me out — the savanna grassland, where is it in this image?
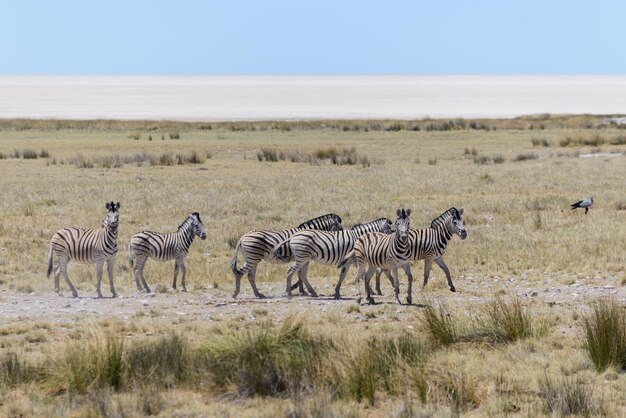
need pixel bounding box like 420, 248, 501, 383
0, 115, 625, 417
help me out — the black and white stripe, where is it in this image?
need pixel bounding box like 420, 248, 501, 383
339, 209, 412, 304
273, 218, 393, 298
46, 201, 120, 298
373, 207, 467, 304
128, 212, 207, 293
230, 213, 343, 299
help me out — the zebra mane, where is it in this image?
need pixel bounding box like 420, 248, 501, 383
349, 218, 389, 229
430, 208, 461, 229
297, 213, 341, 229
178, 214, 197, 230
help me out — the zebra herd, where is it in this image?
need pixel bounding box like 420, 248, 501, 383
231, 206, 467, 304
46, 201, 467, 304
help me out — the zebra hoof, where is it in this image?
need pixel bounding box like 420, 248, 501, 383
333, 293, 341, 300
407, 297, 412, 305
181, 288, 187, 292
367, 297, 376, 305
450, 286, 456, 293
111, 292, 118, 298
309, 292, 318, 298
256, 293, 267, 299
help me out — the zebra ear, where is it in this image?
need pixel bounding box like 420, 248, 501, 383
458, 208, 464, 215
105, 202, 111, 210
396, 209, 402, 217
115, 202, 121, 210
406, 209, 412, 217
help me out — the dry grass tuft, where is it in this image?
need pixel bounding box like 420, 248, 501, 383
479, 297, 537, 343
419, 301, 458, 346
582, 299, 626, 372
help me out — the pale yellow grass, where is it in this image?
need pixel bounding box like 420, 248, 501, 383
1, 120, 625, 416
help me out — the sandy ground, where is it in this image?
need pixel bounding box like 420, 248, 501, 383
2, 274, 624, 329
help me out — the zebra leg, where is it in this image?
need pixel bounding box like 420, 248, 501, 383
402, 263, 414, 305
247, 267, 266, 299
133, 255, 145, 291
423, 259, 434, 289
60, 264, 79, 298
363, 265, 377, 305
54, 262, 62, 294
333, 262, 351, 299
172, 260, 180, 290
354, 264, 365, 304
95, 260, 104, 298
434, 257, 455, 292
284, 260, 301, 299
107, 257, 117, 298
296, 268, 310, 296
374, 268, 383, 295
232, 268, 243, 299
298, 262, 317, 297
139, 265, 151, 293
390, 268, 401, 304
178, 258, 188, 292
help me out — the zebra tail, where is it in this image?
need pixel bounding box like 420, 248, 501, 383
127, 241, 134, 268
46, 245, 53, 279
230, 239, 245, 277
338, 249, 355, 269
272, 238, 291, 262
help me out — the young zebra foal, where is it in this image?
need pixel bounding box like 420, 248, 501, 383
340, 209, 412, 305
128, 212, 207, 293
47, 201, 121, 298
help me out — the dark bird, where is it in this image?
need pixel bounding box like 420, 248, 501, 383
571, 196, 594, 214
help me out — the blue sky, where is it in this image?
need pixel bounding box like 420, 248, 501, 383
1, 0, 625, 75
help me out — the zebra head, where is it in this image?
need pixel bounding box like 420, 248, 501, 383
329, 214, 343, 231
103, 201, 121, 229
191, 212, 207, 240
381, 218, 394, 234
395, 208, 411, 241
452, 208, 467, 240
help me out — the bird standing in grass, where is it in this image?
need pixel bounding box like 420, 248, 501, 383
571, 196, 594, 214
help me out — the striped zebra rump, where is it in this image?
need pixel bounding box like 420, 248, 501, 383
230, 213, 343, 277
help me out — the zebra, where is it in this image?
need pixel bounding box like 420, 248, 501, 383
368, 207, 467, 304
128, 212, 207, 293
273, 217, 393, 298
338, 209, 412, 305
46, 201, 121, 298
230, 213, 343, 299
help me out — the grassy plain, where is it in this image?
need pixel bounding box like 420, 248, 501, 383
0, 115, 625, 416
